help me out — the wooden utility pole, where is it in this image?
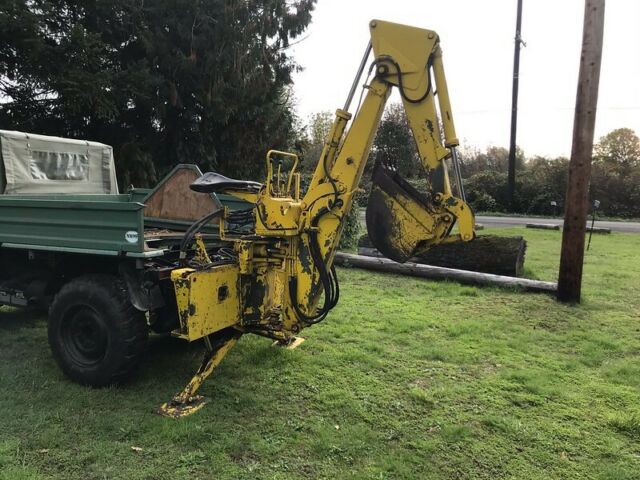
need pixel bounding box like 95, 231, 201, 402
557, 0, 605, 302
507, 0, 524, 210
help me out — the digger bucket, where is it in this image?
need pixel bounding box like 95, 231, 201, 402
365, 163, 449, 263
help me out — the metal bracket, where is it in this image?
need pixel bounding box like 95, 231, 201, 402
118, 262, 165, 312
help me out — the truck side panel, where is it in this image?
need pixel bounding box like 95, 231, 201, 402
0, 195, 145, 254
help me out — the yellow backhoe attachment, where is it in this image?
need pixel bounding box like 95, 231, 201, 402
159, 19, 475, 416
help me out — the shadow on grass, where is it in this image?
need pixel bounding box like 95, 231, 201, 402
147, 332, 195, 356
0, 306, 46, 330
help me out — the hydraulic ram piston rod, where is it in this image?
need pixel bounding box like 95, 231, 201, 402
343, 41, 373, 111
450, 147, 466, 202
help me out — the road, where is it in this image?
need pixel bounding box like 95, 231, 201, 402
357, 210, 640, 233
476, 215, 640, 233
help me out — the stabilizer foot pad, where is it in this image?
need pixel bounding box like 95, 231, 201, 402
157, 395, 208, 418
272, 336, 305, 350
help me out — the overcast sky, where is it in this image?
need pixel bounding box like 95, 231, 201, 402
290, 0, 640, 158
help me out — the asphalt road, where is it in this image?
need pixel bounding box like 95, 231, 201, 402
357, 210, 640, 233
477, 215, 640, 233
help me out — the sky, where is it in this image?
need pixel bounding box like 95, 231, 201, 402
290, 0, 640, 158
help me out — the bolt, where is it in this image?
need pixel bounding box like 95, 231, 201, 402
428, 32, 435, 39
346, 157, 354, 165
377, 64, 389, 77
370, 20, 377, 28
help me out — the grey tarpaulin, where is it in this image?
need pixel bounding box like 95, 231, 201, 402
0, 130, 118, 194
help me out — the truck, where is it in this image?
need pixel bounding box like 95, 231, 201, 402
0, 129, 248, 387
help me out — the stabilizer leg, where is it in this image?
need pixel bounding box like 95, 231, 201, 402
158, 329, 242, 418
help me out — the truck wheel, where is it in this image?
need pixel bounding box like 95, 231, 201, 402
48, 274, 148, 386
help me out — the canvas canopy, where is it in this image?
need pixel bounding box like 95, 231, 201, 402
0, 130, 118, 194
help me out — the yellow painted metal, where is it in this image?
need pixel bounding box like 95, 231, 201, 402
171, 264, 241, 341
440, 193, 475, 242
367, 184, 450, 261
163, 19, 477, 416
254, 195, 302, 235
193, 233, 212, 265
158, 333, 240, 418
432, 46, 459, 147
235, 240, 253, 274
272, 336, 305, 350
369, 20, 434, 93
265, 150, 300, 198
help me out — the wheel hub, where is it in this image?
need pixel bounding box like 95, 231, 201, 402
63, 307, 108, 366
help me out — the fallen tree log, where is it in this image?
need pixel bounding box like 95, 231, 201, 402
526, 223, 560, 230
334, 252, 557, 294
526, 223, 610, 233
586, 226, 611, 234
358, 234, 527, 277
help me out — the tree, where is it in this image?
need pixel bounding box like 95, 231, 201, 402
594, 128, 640, 174
301, 110, 333, 172
371, 103, 419, 178
524, 156, 569, 215
0, 0, 316, 188
461, 145, 525, 177
591, 128, 640, 217
465, 170, 508, 212
453, 149, 571, 214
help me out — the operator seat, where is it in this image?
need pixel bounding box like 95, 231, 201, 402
190, 172, 262, 194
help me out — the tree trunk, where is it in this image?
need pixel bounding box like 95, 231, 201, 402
358, 234, 527, 277
334, 252, 555, 294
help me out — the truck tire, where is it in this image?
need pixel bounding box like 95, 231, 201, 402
48, 274, 148, 386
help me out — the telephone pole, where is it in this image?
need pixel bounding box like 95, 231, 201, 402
557, 0, 605, 302
507, 0, 524, 211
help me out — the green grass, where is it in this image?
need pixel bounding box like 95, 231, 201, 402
1, 228, 639, 479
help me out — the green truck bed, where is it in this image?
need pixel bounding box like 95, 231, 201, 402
0, 190, 249, 258
0, 192, 151, 257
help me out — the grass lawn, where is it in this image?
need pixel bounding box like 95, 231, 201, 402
1, 227, 639, 479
